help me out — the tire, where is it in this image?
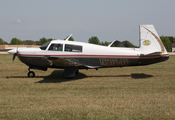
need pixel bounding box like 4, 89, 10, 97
28, 71, 35, 77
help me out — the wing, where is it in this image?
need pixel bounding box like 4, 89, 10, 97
42, 56, 99, 68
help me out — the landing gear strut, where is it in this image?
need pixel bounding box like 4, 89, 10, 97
28, 68, 35, 77
63, 67, 78, 78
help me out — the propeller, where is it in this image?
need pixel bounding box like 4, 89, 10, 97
12, 47, 18, 61
12, 53, 17, 61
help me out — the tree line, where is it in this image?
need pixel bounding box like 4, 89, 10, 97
0, 36, 74, 45
0, 36, 174, 52
0, 37, 54, 45
88, 36, 137, 48
160, 36, 175, 52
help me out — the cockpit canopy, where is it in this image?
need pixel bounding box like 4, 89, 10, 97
39, 41, 51, 50
39, 41, 83, 52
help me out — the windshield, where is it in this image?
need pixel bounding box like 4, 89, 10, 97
39, 41, 51, 50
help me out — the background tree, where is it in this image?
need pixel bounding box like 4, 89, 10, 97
68, 37, 74, 41
10, 38, 22, 45
88, 36, 100, 45
168, 36, 175, 43
0, 38, 8, 44
100, 41, 110, 46
47, 38, 54, 42
37, 37, 47, 45
122, 40, 138, 48
110, 40, 137, 48
64, 36, 74, 41
36, 37, 53, 45
160, 36, 172, 52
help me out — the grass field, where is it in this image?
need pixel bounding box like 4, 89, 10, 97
0, 54, 175, 120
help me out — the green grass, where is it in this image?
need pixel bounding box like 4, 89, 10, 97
0, 54, 175, 120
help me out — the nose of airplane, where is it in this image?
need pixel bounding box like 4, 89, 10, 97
7, 49, 17, 54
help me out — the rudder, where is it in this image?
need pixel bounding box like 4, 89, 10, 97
139, 25, 168, 55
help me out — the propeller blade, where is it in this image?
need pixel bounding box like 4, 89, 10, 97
12, 53, 17, 61
12, 47, 18, 61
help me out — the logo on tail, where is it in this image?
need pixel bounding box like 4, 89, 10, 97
143, 40, 151, 46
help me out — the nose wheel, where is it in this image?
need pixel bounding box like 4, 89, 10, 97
28, 68, 35, 77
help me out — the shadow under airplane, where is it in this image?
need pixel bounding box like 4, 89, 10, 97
6, 70, 153, 83
36, 70, 153, 83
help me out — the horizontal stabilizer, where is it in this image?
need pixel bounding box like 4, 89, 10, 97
142, 52, 162, 56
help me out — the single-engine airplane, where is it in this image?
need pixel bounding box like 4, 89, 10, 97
8, 25, 169, 78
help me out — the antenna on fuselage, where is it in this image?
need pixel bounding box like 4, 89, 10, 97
65, 34, 73, 41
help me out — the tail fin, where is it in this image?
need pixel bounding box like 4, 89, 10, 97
139, 25, 168, 55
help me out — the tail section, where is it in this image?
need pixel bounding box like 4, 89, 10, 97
139, 25, 168, 56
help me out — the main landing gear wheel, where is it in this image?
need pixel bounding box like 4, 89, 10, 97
28, 71, 35, 77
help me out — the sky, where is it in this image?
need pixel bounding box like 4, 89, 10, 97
0, 0, 175, 46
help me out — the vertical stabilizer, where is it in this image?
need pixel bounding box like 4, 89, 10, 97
140, 25, 167, 55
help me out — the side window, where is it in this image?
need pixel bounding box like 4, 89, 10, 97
48, 44, 63, 51
65, 44, 82, 52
